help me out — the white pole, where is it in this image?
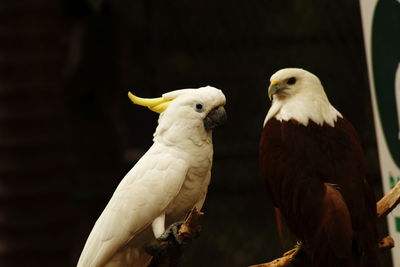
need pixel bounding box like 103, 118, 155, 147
359, 1, 400, 266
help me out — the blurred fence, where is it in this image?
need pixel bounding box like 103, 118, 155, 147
0, 0, 387, 266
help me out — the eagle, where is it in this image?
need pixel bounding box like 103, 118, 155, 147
259, 68, 378, 267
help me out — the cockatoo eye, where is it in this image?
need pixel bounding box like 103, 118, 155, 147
195, 103, 204, 112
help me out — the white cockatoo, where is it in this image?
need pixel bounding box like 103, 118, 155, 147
77, 86, 226, 267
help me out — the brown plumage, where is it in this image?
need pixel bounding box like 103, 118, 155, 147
259, 68, 378, 267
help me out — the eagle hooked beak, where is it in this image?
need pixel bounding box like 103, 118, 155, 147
204, 106, 227, 130
128, 92, 172, 113
268, 80, 283, 101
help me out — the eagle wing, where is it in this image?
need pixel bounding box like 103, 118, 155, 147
260, 118, 377, 264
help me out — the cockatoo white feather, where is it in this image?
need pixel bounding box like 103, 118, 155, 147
77, 86, 226, 267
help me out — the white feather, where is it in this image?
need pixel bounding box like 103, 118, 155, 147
395, 63, 400, 139
77, 86, 225, 267
264, 68, 342, 127
78, 147, 188, 267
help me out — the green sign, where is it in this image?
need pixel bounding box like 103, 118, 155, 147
371, 0, 400, 167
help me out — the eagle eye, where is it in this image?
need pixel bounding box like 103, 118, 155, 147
287, 77, 296, 85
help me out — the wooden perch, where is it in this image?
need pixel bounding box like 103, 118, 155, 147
147, 208, 204, 267
248, 236, 395, 267
248, 247, 301, 267
378, 236, 394, 252
377, 180, 400, 218
249, 181, 400, 267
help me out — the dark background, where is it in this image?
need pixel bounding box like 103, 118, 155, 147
0, 0, 392, 266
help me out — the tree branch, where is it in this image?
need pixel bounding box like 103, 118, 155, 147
249, 181, 400, 267
377, 180, 400, 218
378, 236, 394, 252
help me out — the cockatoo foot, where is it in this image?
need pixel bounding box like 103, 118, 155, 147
144, 221, 185, 257
156, 221, 186, 245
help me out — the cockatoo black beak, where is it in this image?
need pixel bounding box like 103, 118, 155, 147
204, 106, 227, 130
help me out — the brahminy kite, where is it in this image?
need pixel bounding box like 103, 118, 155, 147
259, 68, 378, 267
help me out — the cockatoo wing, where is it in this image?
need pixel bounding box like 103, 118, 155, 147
77, 144, 188, 267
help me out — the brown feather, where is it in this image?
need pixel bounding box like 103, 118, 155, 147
274, 207, 286, 249
321, 183, 352, 258
259, 118, 378, 267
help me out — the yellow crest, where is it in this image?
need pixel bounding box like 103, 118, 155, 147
128, 92, 172, 113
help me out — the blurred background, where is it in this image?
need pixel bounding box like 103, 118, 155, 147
0, 0, 392, 266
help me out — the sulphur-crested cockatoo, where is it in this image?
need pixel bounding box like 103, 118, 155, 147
77, 86, 226, 267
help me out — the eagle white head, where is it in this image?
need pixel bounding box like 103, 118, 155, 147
129, 86, 227, 145
264, 68, 342, 127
